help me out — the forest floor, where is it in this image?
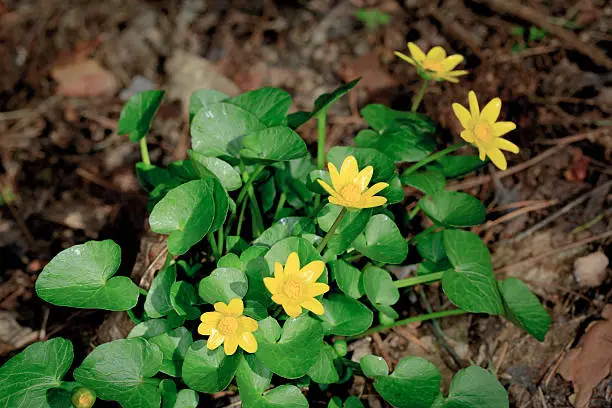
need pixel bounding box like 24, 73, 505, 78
1, 0, 611, 407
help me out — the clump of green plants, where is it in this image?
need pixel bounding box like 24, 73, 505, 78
0, 42, 550, 408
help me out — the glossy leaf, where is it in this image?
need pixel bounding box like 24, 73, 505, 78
379, 174, 405, 204
150, 327, 193, 377
353, 214, 408, 264
189, 89, 229, 123
431, 155, 485, 178
444, 366, 509, 408
118, 90, 165, 142
499, 278, 551, 341
355, 125, 436, 163
189, 150, 242, 191
318, 205, 372, 255
225, 88, 291, 127
128, 315, 184, 339
145, 266, 177, 318
330, 260, 364, 299
198, 267, 249, 304
401, 170, 446, 196
363, 265, 399, 306
361, 104, 434, 133
182, 340, 241, 393
254, 217, 315, 248
170, 281, 200, 320
264, 236, 325, 282
415, 230, 447, 263
419, 191, 486, 227
240, 126, 308, 162
319, 293, 373, 336
307, 344, 340, 384
360, 354, 389, 377
35, 240, 139, 311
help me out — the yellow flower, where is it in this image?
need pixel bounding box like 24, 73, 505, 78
198, 298, 258, 355
452, 91, 519, 170
264, 252, 329, 318
317, 156, 388, 209
395, 42, 468, 83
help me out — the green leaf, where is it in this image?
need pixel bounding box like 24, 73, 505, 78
226, 88, 291, 126
118, 90, 165, 142
255, 315, 325, 379
401, 170, 446, 196
419, 191, 486, 227
218, 253, 243, 269
149, 180, 215, 255
0, 338, 73, 408
307, 344, 340, 384
136, 162, 180, 192
170, 281, 200, 320
353, 214, 408, 264
379, 174, 405, 204
243, 255, 273, 307
264, 236, 325, 282
244, 300, 269, 320
330, 260, 364, 299
355, 125, 436, 163
145, 266, 177, 318
431, 155, 485, 178
198, 267, 249, 304
128, 315, 184, 339
444, 366, 509, 408
150, 327, 193, 377
35, 240, 139, 311
182, 340, 241, 393
373, 356, 441, 408
254, 217, 315, 248
240, 126, 308, 162
318, 205, 372, 255
289, 80, 359, 129
344, 396, 365, 408
168, 160, 200, 181
189, 89, 229, 124
189, 150, 242, 191
442, 230, 503, 315
498, 278, 551, 341
360, 354, 388, 377
329, 396, 343, 408
361, 104, 433, 132
363, 265, 399, 306
160, 379, 199, 408
319, 293, 373, 336
415, 230, 447, 263
327, 146, 395, 183
74, 338, 163, 408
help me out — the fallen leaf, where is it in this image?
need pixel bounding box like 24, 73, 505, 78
563, 148, 590, 182
0, 311, 37, 356
573, 252, 609, 288
51, 59, 118, 97
338, 51, 397, 94
558, 304, 612, 408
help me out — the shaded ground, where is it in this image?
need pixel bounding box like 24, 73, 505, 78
1, 0, 611, 407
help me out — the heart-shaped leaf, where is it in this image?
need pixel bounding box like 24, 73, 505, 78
330, 260, 364, 299
419, 191, 486, 228
150, 327, 193, 377
442, 230, 503, 315
149, 180, 216, 255
35, 240, 139, 311
0, 338, 73, 408
225, 88, 291, 127
189, 150, 242, 191
240, 126, 308, 162
198, 267, 249, 304
360, 354, 389, 378
415, 231, 447, 263
255, 315, 325, 379
128, 314, 184, 339
189, 89, 229, 124
372, 356, 441, 408
182, 340, 241, 393
145, 266, 177, 318
443, 366, 509, 408
170, 281, 200, 320
74, 338, 163, 408
264, 236, 326, 282
254, 217, 315, 248
355, 125, 436, 163
401, 170, 446, 196
363, 265, 399, 307
159, 379, 199, 408
361, 104, 434, 133
307, 344, 340, 384
353, 214, 408, 264
379, 174, 405, 205
118, 90, 165, 142
429, 155, 485, 179
498, 278, 551, 341
319, 293, 373, 336
318, 204, 372, 255
327, 146, 395, 183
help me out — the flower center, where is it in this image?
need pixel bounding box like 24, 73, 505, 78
218, 317, 238, 336
474, 122, 492, 141
283, 279, 303, 299
340, 183, 362, 202
422, 59, 443, 72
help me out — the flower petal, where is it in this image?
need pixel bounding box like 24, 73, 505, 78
239, 332, 258, 353
227, 298, 244, 316
481, 98, 501, 124
283, 303, 302, 318
440, 54, 464, 71
460, 130, 475, 143
427, 46, 447, 61
452, 103, 472, 128
394, 51, 417, 66
223, 336, 239, 355
328, 162, 344, 190
198, 322, 213, 336
468, 91, 480, 120
200, 311, 222, 324
329, 196, 351, 208
361, 196, 388, 208
285, 252, 300, 275
486, 147, 507, 170
340, 156, 359, 181
264, 277, 279, 294
317, 180, 337, 197
301, 298, 325, 315
239, 316, 258, 332
408, 42, 426, 63
207, 332, 224, 350
299, 260, 325, 283
443, 70, 469, 77
354, 166, 373, 191
494, 138, 519, 153
214, 302, 230, 314
478, 145, 486, 161
363, 182, 389, 198
438, 75, 460, 83
272, 293, 289, 305
491, 122, 516, 137
274, 262, 284, 279
307, 282, 330, 297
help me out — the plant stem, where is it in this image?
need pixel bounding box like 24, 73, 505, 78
138, 287, 148, 296
139, 137, 151, 166
207, 232, 220, 259
247, 186, 265, 236
352, 308, 466, 339
408, 205, 420, 220
236, 195, 249, 236
314, 111, 327, 210
411, 80, 429, 112
274, 192, 286, 220
126, 309, 142, 324
317, 207, 347, 253
217, 227, 224, 256
394, 271, 443, 288
401, 142, 467, 178
236, 164, 266, 206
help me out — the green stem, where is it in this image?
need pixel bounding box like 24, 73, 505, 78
247, 186, 265, 236
207, 232, 220, 259
395, 271, 443, 288
139, 137, 151, 166
411, 80, 429, 112
408, 225, 438, 244
138, 287, 148, 296
401, 142, 467, 178
274, 192, 286, 220
236, 164, 266, 206
217, 227, 224, 256
352, 308, 466, 339
314, 111, 327, 210
317, 207, 347, 253
126, 309, 142, 324
408, 206, 420, 220
236, 195, 249, 236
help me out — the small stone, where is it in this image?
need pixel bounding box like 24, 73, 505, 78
573, 252, 609, 287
